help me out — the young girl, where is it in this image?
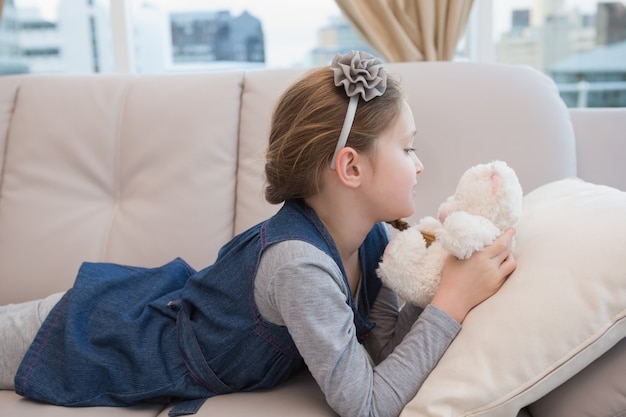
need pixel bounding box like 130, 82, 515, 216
0, 51, 516, 417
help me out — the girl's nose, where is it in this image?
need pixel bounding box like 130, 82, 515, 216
414, 155, 424, 174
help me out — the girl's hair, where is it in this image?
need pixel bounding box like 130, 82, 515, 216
264, 66, 405, 205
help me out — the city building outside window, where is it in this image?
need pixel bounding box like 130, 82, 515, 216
0, 0, 624, 107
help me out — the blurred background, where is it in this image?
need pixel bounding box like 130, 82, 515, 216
0, 0, 624, 107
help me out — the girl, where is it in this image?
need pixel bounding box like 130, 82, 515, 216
0, 51, 516, 417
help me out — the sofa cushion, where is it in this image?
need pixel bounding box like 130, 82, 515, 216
0, 73, 243, 304
387, 62, 577, 223
161, 369, 338, 417
401, 178, 626, 416
0, 391, 163, 417
528, 336, 626, 417
235, 68, 305, 234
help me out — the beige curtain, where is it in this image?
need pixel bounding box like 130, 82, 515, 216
335, 0, 474, 62
0, 0, 4, 21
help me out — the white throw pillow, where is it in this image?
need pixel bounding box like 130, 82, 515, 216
401, 178, 626, 417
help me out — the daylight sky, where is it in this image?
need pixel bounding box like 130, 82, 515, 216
15, 0, 611, 67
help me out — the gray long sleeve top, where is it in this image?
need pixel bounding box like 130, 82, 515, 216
254, 240, 461, 417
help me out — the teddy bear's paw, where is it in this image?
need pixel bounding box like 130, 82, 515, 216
377, 227, 428, 287
378, 269, 438, 309
377, 227, 438, 307
406, 286, 438, 309
416, 216, 441, 234
438, 212, 500, 259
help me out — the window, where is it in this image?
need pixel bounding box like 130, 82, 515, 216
1, 0, 624, 107
1, 0, 112, 73
128, 0, 345, 71
468, 0, 626, 107
21, 47, 58, 56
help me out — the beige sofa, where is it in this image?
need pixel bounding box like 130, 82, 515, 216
0, 62, 624, 417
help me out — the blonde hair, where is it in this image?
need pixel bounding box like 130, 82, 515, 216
264, 67, 405, 205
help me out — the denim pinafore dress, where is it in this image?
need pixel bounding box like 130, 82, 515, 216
15, 199, 388, 416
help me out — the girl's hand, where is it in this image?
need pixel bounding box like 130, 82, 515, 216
430, 228, 517, 324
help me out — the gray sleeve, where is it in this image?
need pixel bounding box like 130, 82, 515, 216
363, 285, 426, 364
255, 241, 460, 417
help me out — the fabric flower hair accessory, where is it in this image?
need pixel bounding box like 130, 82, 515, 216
329, 50, 387, 169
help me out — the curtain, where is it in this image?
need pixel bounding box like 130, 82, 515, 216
335, 0, 474, 62
0, 0, 4, 21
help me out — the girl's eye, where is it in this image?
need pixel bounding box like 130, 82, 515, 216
404, 147, 416, 155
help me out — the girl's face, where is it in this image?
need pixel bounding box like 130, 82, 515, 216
363, 100, 423, 222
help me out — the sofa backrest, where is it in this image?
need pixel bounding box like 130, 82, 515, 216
569, 108, 626, 191
0, 62, 578, 304
234, 62, 578, 234
0, 72, 244, 303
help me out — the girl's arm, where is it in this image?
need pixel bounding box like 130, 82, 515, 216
255, 241, 459, 417
363, 285, 426, 364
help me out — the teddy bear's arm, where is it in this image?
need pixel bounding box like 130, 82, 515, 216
437, 212, 500, 259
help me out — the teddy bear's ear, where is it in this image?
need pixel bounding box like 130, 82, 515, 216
437, 195, 455, 222
491, 169, 502, 197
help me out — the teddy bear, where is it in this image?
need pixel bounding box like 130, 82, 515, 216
377, 160, 523, 308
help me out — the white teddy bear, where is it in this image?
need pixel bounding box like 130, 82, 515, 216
377, 160, 523, 308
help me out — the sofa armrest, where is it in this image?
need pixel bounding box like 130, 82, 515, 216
569, 108, 626, 191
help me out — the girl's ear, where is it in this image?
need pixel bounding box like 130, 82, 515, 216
333, 147, 362, 188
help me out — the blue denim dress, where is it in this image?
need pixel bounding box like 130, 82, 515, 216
15, 199, 387, 416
